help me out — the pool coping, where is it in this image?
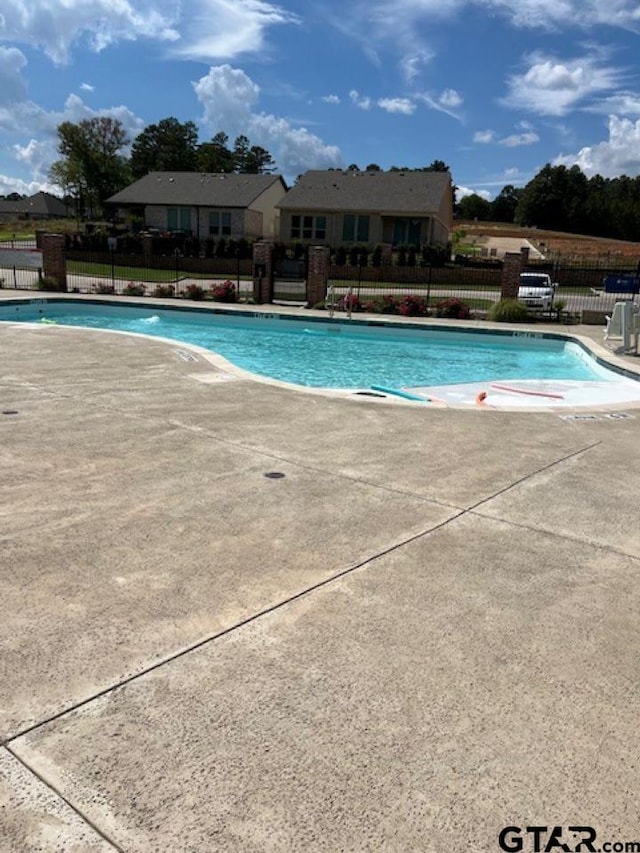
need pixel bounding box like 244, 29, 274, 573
2, 292, 640, 412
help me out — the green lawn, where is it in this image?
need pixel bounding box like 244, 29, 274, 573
66, 260, 248, 283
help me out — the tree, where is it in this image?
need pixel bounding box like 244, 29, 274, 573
245, 145, 276, 174
365, 163, 381, 171
197, 131, 234, 173
457, 193, 491, 221
130, 117, 198, 178
49, 117, 130, 218
424, 159, 450, 172
233, 135, 251, 172
490, 185, 522, 223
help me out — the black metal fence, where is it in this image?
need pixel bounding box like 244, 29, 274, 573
327, 256, 640, 320
2, 238, 639, 323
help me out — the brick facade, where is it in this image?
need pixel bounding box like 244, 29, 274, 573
306, 246, 330, 308
252, 242, 274, 304
41, 234, 67, 291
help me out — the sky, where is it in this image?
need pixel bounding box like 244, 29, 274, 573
3, 1, 640, 201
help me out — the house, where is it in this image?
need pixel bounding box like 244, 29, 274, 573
276, 169, 453, 248
0, 192, 70, 222
105, 172, 288, 240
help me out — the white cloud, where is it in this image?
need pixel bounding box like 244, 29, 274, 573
502, 52, 622, 116
361, 0, 640, 37
500, 131, 539, 146
0, 46, 28, 104
349, 89, 372, 110
0, 172, 60, 196
457, 185, 492, 200
587, 92, 640, 116
377, 97, 416, 115
321, 94, 340, 104
399, 50, 434, 82
0, 0, 179, 64
439, 88, 462, 109
172, 0, 299, 62
474, 129, 495, 143
80, 83, 95, 92
415, 91, 462, 120
555, 114, 640, 177
0, 92, 144, 192
194, 65, 342, 179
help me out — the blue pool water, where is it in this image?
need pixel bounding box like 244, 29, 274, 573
0, 300, 613, 389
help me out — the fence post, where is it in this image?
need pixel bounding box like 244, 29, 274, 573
306, 245, 330, 308
500, 252, 523, 301
41, 234, 67, 291
252, 241, 274, 304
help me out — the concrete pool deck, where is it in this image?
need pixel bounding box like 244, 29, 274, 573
2, 296, 640, 851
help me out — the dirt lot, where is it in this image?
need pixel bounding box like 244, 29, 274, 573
460, 221, 640, 262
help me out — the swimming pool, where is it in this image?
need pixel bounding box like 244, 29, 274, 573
2, 298, 639, 408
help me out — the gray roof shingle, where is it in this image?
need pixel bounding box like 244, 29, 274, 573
106, 172, 287, 207
0, 192, 68, 216
276, 170, 451, 214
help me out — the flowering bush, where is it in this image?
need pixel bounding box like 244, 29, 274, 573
94, 283, 115, 295
363, 294, 400, 314
209, 280, 238, 303
337, 292, 363, 312
122, 282, 146, 296
153, 284, 175, 298
184, 283, 205, 300
434, 298, 471, 319
399, 295, 429, 316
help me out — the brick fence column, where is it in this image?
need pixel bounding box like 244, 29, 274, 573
306, 245, 330, 308
252, 241, 274, 304
41, 234, 67, 291
501, 252, 523, 300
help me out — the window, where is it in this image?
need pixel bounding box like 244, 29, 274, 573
342, 214, 369, 243
392, 217, 423, 246
209, 211, 231, 236
290, 214, 326, 240
167, 207, 191, 232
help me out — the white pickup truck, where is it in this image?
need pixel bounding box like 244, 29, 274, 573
518, 272, 557, 312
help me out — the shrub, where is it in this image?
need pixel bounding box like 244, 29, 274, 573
334, 246, 347, 265
399, 294, 429, 316
434, 297, 471, 319
153, 284, 175, 298
363, 294, 400, 314
209, 280, 238, 303
122, 282, 146, 296
371, 245, 382, 267
37, 276, 66, 292
487, 299, 530, 322
94, 283, 115, 295
184, 283, 205, 300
